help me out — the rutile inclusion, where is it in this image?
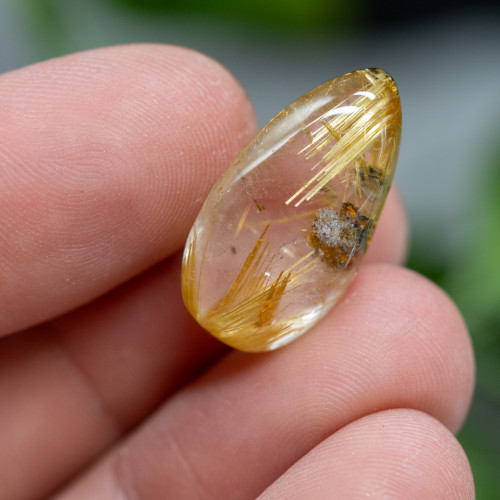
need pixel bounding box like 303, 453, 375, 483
182, 69, 402, 352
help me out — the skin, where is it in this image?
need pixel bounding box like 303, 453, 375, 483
0, 44, 475, 499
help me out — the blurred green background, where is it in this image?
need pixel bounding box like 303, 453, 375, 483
1, 0, 499, 497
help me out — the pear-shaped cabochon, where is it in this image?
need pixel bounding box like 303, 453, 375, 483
182, 69, 401, 352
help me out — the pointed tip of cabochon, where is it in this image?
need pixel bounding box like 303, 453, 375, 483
365, 68, 400, 96
366, 67, 393, 79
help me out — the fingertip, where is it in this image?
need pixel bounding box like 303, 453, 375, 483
260, 409, 475, 499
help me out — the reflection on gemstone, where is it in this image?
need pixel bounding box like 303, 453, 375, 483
182, 69, 402, 352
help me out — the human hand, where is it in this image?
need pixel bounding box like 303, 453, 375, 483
0, 45, 475, 499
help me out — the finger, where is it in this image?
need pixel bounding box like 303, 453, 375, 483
56, 264, 474, 499
0, 43, 256, 336
259, 409, 474, 499
365, 186, 408, 265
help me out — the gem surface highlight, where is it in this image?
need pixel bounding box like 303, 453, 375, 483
182, 69, 401, 352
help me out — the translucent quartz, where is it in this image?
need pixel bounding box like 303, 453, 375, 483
182, 69, 401, 352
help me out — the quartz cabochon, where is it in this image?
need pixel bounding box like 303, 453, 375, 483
182, 69, 401, 352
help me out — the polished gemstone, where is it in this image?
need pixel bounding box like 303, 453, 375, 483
182, 69, 401, 352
